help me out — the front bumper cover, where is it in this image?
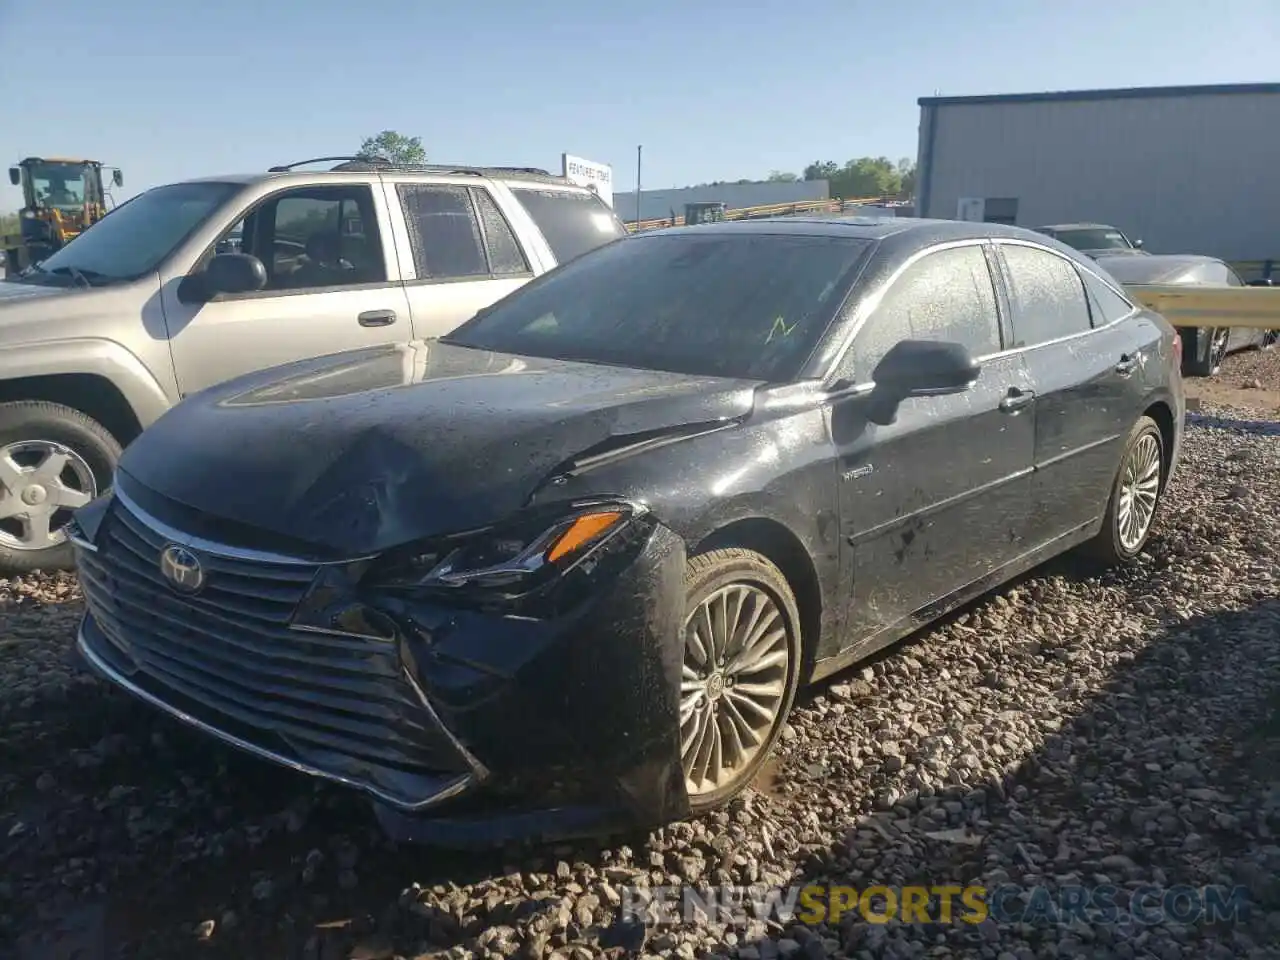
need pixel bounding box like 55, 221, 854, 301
74, 492, 691, 844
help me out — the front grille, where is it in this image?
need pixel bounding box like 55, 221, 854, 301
77, 499, 471, 797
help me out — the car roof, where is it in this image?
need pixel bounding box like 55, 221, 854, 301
641, 216, 1055, 245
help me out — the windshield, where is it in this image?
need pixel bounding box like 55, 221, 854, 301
1052, 228, 1133, 252
27, 161, 89, 211
445, 233, 870, 381
24, 181, 239, 285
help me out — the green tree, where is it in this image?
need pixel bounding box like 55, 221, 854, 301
358, 130, 426, 165
766, 170, 799, 182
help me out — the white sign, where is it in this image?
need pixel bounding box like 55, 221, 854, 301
562, 153, 614, 208
956, 198, 985, 222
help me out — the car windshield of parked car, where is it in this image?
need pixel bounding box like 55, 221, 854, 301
16, 181, 239, 286
1054, 228, 1133, 251
444, 233, 871, 381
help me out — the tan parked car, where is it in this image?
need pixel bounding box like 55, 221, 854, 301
0, 157, 628, 572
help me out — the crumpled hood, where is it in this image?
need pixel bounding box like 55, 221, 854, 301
118, 340, 758, 555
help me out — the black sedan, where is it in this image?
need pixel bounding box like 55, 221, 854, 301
70, 218, 1184, 844
1095, 252, 1277, 377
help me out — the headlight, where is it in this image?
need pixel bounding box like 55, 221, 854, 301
370, 502, 643, 593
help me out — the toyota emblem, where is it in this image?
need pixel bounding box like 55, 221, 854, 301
159, 544, 206, 594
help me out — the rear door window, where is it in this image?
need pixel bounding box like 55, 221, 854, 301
1079, 269, 1135, 327
509, 188, 627, 264
999, 243, 1093, 347
397, 184, 533, 281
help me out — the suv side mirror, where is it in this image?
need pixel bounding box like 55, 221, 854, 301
8, 167, 19, 186
1133, 238, 1144, 249
872, 339, 980, 399
181, 253, 267, 302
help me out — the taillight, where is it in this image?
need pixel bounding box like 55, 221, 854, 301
1173, 332, 1183, 369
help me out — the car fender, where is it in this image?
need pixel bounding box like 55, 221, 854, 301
0, 337, 173, 428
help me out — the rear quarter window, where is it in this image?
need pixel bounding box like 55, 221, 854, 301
510, 188, 627, 265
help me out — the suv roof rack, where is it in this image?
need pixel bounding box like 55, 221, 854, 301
328, 159, 558, 178
267, 155, 389, 172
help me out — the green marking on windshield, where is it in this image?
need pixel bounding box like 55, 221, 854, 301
766, 316, 797, 344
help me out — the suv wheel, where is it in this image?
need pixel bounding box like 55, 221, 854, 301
0, 401, 121, 574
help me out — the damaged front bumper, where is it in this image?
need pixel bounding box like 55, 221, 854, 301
72, 488, 692, 845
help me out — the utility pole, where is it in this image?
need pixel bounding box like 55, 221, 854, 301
635, 145, 642, 228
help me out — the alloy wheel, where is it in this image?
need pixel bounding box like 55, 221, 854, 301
0, 440, 97, 551
680, 583, 790, 798
1116, 433, 1161, 552
1210, 328, 1230, 372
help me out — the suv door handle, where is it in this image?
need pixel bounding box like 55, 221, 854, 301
358, 309, 397, 328
998, 387, 1036, 413
1114, 354, 1138, 376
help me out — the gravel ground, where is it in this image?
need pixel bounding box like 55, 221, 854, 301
4, 354, 1280, 960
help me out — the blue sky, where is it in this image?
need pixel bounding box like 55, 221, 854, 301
1, 0, 1277, 211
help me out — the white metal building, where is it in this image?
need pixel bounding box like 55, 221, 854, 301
915, 82, 1280, 263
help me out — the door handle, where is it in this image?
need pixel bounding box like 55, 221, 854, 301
358, 309, 397, 328
998, 387, 1035, 413
1114, 354, 1138, 377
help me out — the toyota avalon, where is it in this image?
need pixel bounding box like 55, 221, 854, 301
71, 218, 1184, 844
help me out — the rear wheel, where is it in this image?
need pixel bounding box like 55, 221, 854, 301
1183, 326, 1229, 377
0, 401, 120, 574
1087, 416, 1165, 566
680, 548, 802, 814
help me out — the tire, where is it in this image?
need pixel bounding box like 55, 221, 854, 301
1086, 416, 1165, 566
1182, 326, 1229, 377
0, 401, 121, 574
680, 547, 802, 814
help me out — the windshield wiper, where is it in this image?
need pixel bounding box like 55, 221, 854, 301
47, 266, 110, 288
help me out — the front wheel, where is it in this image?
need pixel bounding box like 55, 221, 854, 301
680, 548, 802, 814
1087, 416, 1165, 566
0, 401, 121, 574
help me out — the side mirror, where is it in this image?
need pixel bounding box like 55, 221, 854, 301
872, 339, 980, 399
1133, 238, 1144, 249
182, 253, 267, 302
112, 169, 124, 187
8, 167, 19, 186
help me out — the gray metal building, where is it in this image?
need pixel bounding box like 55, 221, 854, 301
915, 82, 1280, 263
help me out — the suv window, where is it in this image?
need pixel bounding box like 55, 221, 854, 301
1080, 269, 1134, 327
1000, 244, 1092, 347
509, 188, 627, 264
397, 184, 530, 281
845, 244, 1001, 384
220, 185, 386, 292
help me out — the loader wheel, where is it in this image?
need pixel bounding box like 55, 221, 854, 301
0, 401, 121, 574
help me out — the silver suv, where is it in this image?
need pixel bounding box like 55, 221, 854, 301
0, 158, 628, 572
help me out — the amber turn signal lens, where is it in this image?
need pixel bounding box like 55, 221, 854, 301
546, 511, 626, 563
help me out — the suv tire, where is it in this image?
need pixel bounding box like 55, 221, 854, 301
0, 401, 121, 574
